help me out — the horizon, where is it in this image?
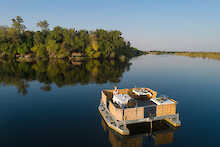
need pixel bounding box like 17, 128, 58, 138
0, 0, 220, 51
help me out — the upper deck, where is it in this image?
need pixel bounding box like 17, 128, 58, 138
101, 88, 157, 108
100, 88, 177, 122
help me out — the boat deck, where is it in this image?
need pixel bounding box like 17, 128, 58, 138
99, 88, 181, 135
99, 102, 180, 135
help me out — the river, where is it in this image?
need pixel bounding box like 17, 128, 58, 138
0, 54, 220, 146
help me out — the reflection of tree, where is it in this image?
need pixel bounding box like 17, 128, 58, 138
16, 80, 29, 96
0, 59, 131, 95
40, 84, 51, 91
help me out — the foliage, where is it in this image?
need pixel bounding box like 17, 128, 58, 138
37, 20, 49, 31
0, 16, 143, 59
11, 16, 26, 33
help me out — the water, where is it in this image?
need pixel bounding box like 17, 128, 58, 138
0, 55, 220, 147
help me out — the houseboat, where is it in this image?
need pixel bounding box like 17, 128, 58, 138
98, 87, 181, 135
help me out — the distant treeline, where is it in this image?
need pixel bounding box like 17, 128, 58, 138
149, 51, 220, 61
0, 16, 143, 60
0, 59, 131, 95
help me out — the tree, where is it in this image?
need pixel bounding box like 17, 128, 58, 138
37, 20, 49, 31
11, 16, 26, 33
46, 40, 60, 57
48, 26, 63, 43
31, 44, 47, 58
0, 26, 8, 40
33, 31, 45, 45
0, 17, 143, 59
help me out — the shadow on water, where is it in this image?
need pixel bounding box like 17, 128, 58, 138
101, 118, 178, 146
0, 59, 132, 95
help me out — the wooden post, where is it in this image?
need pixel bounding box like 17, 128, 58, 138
150, 120, 152, 129
149, 119, 152, 136
124, 115, 127, 130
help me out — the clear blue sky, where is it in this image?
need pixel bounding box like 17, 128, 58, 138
0, 0, 219, 51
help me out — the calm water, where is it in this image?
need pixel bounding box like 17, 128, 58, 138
0, 55, 220, 147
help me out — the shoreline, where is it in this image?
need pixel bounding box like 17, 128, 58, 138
148, 51, 220, 54
147, 51, 220, 61
0, 50, 145, 63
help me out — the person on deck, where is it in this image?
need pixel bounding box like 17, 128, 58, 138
113, 86, 119, 95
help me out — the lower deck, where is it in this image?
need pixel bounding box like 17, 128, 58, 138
99, 102, 181, 135
101, 117, 178, 146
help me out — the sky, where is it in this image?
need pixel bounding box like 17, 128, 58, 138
0, 0, 220, 51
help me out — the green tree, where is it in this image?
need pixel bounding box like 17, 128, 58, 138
11, 16, 26, 33
31, 44, 47, 58
33, 31, 45, 45
0, 17, 143, 59
46, 40, 60, 57
37, 20, 49, 31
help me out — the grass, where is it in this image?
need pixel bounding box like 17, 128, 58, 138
149, 51, 220, 61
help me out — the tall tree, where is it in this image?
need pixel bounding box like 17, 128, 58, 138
37, 20, 49, 31
11, 16, 26, 33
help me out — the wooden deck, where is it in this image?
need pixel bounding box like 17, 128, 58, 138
99, 102, 181, 135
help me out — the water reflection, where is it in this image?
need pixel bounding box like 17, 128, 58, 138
101, 119, 178, 146
0, 59, 131, 95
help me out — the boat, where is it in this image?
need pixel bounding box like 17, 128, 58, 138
98, 87, 181, 135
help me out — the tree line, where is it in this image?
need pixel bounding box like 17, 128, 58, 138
0, 16, 143, 60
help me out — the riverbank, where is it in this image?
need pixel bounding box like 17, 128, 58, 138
0, 51, 144, 63
148, 51, 220, 61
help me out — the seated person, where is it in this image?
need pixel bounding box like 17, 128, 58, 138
113, 86, 119, 95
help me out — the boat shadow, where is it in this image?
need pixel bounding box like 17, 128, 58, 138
101, 118, 179, 146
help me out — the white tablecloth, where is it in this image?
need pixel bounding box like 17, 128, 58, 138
113, 94, 131, 105
133, 89, 152, 97
150, 98, 174, 105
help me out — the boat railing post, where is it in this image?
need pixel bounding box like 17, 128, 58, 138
123, 115, 127, 130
